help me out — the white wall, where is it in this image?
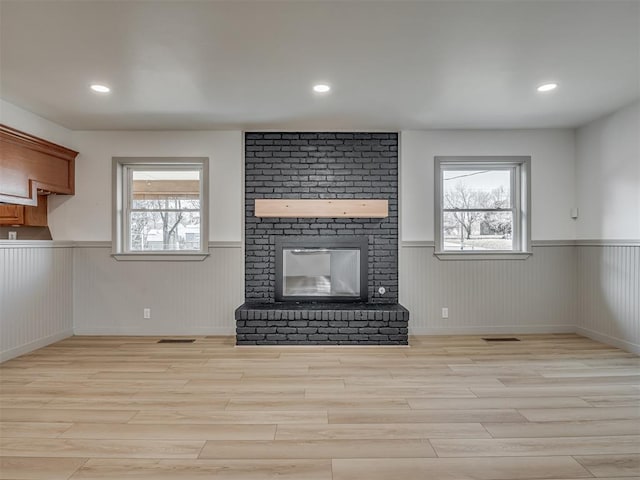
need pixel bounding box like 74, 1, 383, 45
400, 129, 579, 337
575, 101, 640, 240
576, 245, 639, 354
46, 130, 245, 336
0, 99, 73, 148
0, 244, 75, 361
573, 101, 640, 355
49, 130, 243, 242
73, 244, 242, 336
401, 129, 576, 241
0, 103, 76, 361
0, 104, 245, 351
401, 244, 576, 335
2, 98, 637, 354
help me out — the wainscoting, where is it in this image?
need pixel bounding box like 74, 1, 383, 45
0, 242, 74, 362
1, 241, 638, 361
400, 243, 577, 335
73, 243, 243, 336
576, 244, 640, 354
0, 242, 243, 361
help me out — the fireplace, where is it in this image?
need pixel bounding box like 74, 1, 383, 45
275, 236, 368, 302
237, 132, 408, 345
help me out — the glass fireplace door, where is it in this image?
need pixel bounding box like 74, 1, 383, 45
282, 248, 361, 298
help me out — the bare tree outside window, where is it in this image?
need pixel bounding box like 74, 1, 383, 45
435, 156, 530, 257
129, 170, 202, 251
112, 157, 209, 259
442, 169, 514, 251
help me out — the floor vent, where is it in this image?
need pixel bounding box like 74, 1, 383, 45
157, 339, 196, 344
483, 337, 520, 342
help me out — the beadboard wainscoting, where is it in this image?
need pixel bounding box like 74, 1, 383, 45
73, 242, 243, 336
576, 243, 640, 354
0, 242, 74, 362
2, 241, 638, 360
400, 243, 577, 335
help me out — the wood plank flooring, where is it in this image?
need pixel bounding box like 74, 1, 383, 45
0, 334, 638, 479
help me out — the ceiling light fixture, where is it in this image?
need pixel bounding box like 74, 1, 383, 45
90, 84, 111, 93
313, 84, 331, 93
537, 83, 558, 92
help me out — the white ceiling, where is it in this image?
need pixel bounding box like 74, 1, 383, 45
1, 1, 638, 131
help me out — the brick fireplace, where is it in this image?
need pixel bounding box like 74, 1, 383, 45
236, 132, 408, 345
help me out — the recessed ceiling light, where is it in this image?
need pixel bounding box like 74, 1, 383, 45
537, 83, 558, 92
313, 84, 331, 93
90, 84, 111, 93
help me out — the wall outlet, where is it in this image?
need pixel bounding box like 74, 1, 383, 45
441, 307, 449, 319
8, 231, 17, 240
143, 308, 151, 319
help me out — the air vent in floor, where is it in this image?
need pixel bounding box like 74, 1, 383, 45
157, 339, 196, 344
482, 337, 520, 342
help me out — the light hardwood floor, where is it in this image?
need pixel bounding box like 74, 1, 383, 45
0, 334, 638, 479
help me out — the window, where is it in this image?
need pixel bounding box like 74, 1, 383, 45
435, 156, 531, 259
112, 157, 209, 260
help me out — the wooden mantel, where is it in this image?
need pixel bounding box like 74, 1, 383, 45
255, 199, 388, 218
0, 124, 78, 206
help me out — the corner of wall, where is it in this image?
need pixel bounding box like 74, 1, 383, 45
0, 99, 74, 148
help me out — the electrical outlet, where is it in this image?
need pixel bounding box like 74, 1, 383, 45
143, 308, 151, 319
441, 307, 449, 319
8, 231, 17, 240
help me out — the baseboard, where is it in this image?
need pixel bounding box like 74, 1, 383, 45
0, 329, 73, 363
73, 327, 236, 336
409, 325, 576, 336
575, 326, 640, 355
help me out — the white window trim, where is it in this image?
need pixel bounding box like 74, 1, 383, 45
112, 157, 210, 261
434, 156, 531, 260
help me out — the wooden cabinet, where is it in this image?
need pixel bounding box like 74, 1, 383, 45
0, 124, 78, 206
0, 124, 77, 230
0, 195, 48, 226
0, 204, 24, 225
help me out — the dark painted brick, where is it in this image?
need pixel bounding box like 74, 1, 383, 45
308, 334, 330, 341
256, 327, 277, 334
297, 327, 318, 335
240, 132, 404, 345
236, 327, 256, 334
288, 321, 308, 327
288, 334, 308, 341
338, 328, 358, 334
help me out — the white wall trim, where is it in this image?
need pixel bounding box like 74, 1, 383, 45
0, 241, 75, 249
0, 329, 73, 363
401, 240, 435, 248
4, 239, 634, 250
71, 241, 243, 249
575, 239, 640, 246
531, 240, 578, 247
576, 326, 640, 355
73, 241, 112, 248
409, 325, 576, 336
209, 241, 243, 248
400, 240, 640, 248
73, 327, 235, 336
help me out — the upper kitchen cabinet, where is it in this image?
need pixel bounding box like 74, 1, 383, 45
0, 124, 78, 206
0, 124, 78, 227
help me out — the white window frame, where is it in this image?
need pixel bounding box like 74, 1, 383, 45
434, 156, 531, 260
112, 157, 209, 261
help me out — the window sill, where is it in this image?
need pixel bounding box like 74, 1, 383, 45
112, 252, 209, 262
434, 251, 532, 261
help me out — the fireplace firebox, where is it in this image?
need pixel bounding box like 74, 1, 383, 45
275, 236, 368, 302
